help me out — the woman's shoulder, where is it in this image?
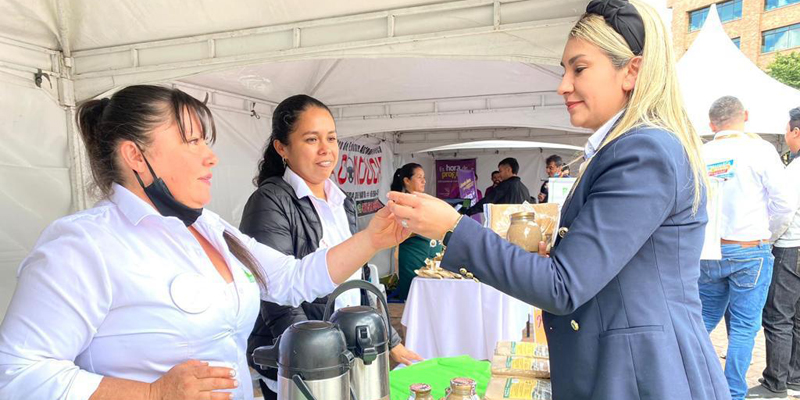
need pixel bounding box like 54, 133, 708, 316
243, 178, 296, 212
254, 177, 296, 199
604, 126, 685, 158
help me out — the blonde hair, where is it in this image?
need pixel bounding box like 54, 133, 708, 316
570, 0, 708, 212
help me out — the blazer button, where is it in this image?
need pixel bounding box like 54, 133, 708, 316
570, 320, 580, 331
558, 227, 569, 238
459, 268, 468, 275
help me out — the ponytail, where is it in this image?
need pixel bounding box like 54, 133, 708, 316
391, 163, 422, 193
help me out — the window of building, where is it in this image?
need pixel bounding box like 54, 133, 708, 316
732, 37, 741, 48
762, 23, 800, 52
765, 0, 800, 11
689, 0, 743, 32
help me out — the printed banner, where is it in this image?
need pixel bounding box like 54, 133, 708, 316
457, 169, 478, 200
334, 139, 386, 215
436, 159, 477, 199
707, 160, 735, 181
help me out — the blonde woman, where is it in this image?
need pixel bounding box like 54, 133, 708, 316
388, 0, 729, 398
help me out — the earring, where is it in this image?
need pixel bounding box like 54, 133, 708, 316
282, 158, 288, 168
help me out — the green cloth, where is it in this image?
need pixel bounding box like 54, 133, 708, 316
389, 356, 491, 400
396, 235, 443, 300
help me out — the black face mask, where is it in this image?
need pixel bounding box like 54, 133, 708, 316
133, 153, 203, 227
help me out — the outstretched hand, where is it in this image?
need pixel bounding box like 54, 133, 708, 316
386, 191, 461, 241
364, 205, 412, 250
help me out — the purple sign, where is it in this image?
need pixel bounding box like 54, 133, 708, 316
436, 159, 477, 199
457, 169, 478, 200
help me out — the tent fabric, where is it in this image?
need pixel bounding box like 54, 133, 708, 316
0, 0, 590, 319
416, 139, 583, 153
677, 4, 800, 136
0, 80, 71, 316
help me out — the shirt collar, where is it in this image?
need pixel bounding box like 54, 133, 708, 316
283, 167, 346, 206
109, 183, 218, 228
110, 183, 162, 226
584, 110, 624, 160
713, 129, 744, 140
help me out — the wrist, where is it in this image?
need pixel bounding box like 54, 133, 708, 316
441, 214, 464, 244
363, 230, 382, 254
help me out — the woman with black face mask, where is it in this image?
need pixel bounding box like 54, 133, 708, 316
0, 85, 409, 400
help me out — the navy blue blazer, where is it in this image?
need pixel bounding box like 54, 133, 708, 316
441, 127, 730, 399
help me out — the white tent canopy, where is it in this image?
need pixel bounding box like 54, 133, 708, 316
0, 0, 590, 317
416, 139, 583, 153
677, 4, 800, 136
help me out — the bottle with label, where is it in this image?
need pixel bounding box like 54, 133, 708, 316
408, 383, 434, 400
442, 377, 480, 400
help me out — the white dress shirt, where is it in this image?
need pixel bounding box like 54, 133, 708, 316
702, 131, 796, 242
775, 157, 800, 248
283, 168, 360, 309
584, 110, 624, 161
0, 183, 337, 400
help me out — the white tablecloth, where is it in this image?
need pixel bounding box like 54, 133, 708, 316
401, 278, 533, 361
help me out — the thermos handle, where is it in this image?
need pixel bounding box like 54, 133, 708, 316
251, 335, 281, 369
292, 374, 319, 400
323, 280, 391, 339
356, 325, 378, 365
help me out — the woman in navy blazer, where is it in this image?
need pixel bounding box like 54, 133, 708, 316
389, 0, 729, 399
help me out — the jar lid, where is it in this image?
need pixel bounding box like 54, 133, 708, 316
410, 383, 431, 393
510, 211, 536, 222
450, 377, 476, 388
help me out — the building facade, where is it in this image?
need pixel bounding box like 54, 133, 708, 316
668, 0, 800, 69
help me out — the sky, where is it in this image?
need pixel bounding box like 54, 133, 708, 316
640, 0, 674, 33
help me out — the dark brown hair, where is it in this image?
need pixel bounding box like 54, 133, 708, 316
254, 94, 332, 186
76, 84, 266, 290
390, 163, 422, 193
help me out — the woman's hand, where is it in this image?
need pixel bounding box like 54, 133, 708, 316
387, 192, 460, 241
148, 360, 237, 400
390, 344, 424, 366
538, 241, 550, 258
364, 205, 412, 251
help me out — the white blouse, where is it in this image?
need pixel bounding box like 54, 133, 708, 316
283, 168, 360, 309
0, 184, 337, 400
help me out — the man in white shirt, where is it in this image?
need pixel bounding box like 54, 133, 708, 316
753, 107, 800, 399
698, 96, 796, 400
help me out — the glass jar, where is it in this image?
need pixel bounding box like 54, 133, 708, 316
408, 383, 434, 400
442, 377, 479, 400
506, 212, 542, 252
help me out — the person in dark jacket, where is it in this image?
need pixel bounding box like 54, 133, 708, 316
387, 0, 730, 398
240, 94, 422, 399
484, 170, 501, 199
462, 157, 531, 216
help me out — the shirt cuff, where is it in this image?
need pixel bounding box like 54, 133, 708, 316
73, 369, 105, 400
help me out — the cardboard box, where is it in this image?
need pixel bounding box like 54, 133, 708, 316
485, 377, 552, 400
491, 355, 550, 379
495, 342, 549, 359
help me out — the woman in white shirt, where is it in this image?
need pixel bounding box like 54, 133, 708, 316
0, 85, 408, 400
239, 94, 421, 399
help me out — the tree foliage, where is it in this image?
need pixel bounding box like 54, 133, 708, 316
767, 52, 800, 89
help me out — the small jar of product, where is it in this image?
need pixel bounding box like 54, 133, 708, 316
442, 377, 479, 400
408, 383, 434, 399
506, 212, 542, 252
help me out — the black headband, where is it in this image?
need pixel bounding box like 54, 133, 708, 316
586, 0, 645, 56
